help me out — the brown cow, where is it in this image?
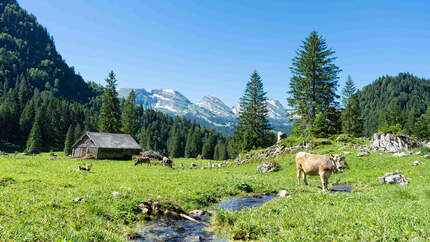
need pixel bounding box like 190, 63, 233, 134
295, 152, 347, 191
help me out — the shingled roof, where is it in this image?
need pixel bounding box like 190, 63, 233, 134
74, 132, 141, 149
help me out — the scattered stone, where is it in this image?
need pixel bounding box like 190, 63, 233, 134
257, 161, 280, 173
393, 152, 408, 157
177, 163, 184, 168
135, 150, 173, 167
424, 155, 430, 159
357, 151, 369, 157
190, 163, 197, 169
413, 161, 425, 166
340, 151, 352, 155
378, 171, 409, 185
189, 210, 212, 218
233, 142, 307, 167
73, 197, 83, 202
138, 198, 187, 220
415, 151, 422, 155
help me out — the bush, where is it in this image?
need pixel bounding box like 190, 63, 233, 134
336, 134, 355, 143
280, 136, 310, 147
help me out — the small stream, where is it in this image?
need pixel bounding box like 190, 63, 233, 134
330, 183, 354, 193
218, 194, 277, 211
135, 187, 353, 241
135, 194, 277, 241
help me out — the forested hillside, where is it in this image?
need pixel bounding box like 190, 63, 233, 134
357, 73, 430, 137
0, 0, 96, 101
0, 0, 231, 159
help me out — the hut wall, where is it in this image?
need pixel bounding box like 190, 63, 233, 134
97, 148, 140, 160
72, 136, 97, 157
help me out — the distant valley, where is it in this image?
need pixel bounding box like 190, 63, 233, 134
118, 88, 295, 134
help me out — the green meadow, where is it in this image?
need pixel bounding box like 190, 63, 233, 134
1, 143, 429, 241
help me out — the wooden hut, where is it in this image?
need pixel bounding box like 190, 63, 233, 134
72, 132, 141, 160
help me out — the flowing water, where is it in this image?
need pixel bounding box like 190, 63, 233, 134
330, 183, 354, 193
136, 194, 277, 241
218, 194, 277, 211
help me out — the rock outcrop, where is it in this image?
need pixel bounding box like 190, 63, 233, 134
257, 161, 280, 173
370, 132, 426, 153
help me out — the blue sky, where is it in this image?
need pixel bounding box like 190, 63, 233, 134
18, 0, 430, 107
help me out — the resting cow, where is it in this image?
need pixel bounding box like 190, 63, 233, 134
295, 152, 347, 191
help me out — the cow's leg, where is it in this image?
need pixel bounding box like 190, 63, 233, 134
320, 173, 327, 191
320, 171, 332, 191
302, 172, 308, 185
296, 169, 301, 185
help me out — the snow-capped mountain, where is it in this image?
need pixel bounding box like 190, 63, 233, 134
118, 88, 294, 134
197, 96, 235, 119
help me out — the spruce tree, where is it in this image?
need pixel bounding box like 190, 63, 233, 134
168, 129, 183, 158
213, 143, 220, 160
64, 125, 74, 155
98, 71, 121, 133
231, 71, 272, 153
121, 90, 138, 137
288, 31, 341, 126
414, 116, 430, 140
74, 124, 82, 142
184, 128, 193, 158
185, 128, 202, 158
26, 119, 43, 154
309, 113, 331, 138
202, 135, 216, 159
342, 75, 357, 108
140, 128, 148, 149
341, 95, 362, 137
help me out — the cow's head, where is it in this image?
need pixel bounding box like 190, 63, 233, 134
330, 155, 348, 172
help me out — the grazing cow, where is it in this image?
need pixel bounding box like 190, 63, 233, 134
134, 157, 151, 166
295, 152, 347, 191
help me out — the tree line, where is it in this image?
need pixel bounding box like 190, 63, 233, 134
0, 71, 231, 160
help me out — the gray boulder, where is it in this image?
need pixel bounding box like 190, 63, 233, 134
257, 161, 280, 173
357, 151, 369, 157
413, 161, 425, 166
379, 171, 409, 185
392, 152, 408, 157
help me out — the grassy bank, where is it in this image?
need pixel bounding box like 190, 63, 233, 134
0, 143, 429, 241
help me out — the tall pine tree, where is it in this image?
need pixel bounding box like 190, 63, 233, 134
342, 75, 357, 108
231, 71, 272, 154
202, 135, 216, 159
288, 31, 341, 126
64, 125, 74, 155
26, 118, 43, 154
121, 90, 138, 137
341, 95, 362, 137
98, 71, 121, 133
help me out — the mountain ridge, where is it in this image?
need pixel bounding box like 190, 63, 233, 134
118, 88, 294, 134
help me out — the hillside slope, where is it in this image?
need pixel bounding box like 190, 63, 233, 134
357, 73, 430, 136
0, 0, 96, 101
